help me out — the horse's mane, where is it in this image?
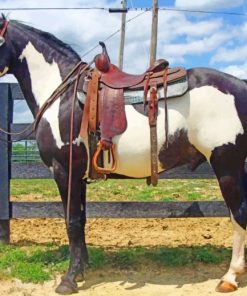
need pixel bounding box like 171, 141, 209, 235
8, 18, 81, 61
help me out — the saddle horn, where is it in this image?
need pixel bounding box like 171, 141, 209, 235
94, 41, 111, 73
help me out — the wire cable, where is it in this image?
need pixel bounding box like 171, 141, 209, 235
0, 6, 246, 17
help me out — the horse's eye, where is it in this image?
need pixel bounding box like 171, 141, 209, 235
0, 36, 5, 46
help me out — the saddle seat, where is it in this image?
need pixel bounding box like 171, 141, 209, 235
94, 41, 185, 90
99, 59, 169, 89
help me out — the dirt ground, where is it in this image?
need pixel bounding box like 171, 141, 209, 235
0, 217, 244, 295
10, 217, 237, 248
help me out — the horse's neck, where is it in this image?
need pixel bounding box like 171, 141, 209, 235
11, 29, 80, 116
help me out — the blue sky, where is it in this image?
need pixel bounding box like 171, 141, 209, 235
1, 0, 247, 74
0, 0, 247, 121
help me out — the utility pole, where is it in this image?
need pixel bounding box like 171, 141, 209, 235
148, 0, 159, 186
149, 0, 158, 65
118, 0, 127, 69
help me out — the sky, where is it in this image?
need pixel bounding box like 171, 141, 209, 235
0, 0, 247, 121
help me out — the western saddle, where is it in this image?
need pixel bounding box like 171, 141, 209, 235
80, 42, 186, 186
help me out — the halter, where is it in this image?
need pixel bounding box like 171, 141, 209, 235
0, 20, 8, 45
0, 20, 9, 76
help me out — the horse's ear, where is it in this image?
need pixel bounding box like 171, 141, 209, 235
1, 13, 6, 20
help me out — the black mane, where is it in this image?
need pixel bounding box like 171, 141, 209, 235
10, 19, 81, 61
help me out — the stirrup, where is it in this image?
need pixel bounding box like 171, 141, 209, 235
92, 140, 117, 174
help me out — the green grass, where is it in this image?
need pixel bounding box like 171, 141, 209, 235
10, 179, 59, 200
0, 243, 231, 283
10, 179, 222, 202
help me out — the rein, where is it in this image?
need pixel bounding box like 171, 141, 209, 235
0, 19, 8, 37
0, 61, 93, 140
0, 57, 94, 228
33, 60, 94, 228
34, 60, 93, 130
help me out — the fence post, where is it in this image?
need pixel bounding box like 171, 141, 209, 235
0, 83, 12, 243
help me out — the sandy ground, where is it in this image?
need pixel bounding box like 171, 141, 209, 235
11, 217, 235, 247
1, 269, 247, 296
0, 217, 246, 295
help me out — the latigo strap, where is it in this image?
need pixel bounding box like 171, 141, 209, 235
148, 86, 159, 186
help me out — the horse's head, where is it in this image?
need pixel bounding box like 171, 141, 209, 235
0, 16, 15, 77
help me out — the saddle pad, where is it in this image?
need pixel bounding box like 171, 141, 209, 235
124, 76, 188, 105
77, 76, 188, 106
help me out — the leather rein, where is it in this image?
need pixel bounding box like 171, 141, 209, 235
0, 18, 94, 227
0, 61, 93, 140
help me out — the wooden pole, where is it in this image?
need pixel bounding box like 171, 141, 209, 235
149, 0, 158, 65
118, 0, 127, 70
148, 0, 159, 186
0, 84, 12, 243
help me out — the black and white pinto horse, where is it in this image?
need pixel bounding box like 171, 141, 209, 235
0, 16, 247, 294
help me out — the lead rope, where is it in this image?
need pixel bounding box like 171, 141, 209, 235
0, 61, 93, 141
0, 59, 94, 228
34, 61, 93, 130
66, 65, 84, 228
0, 123, 35, 143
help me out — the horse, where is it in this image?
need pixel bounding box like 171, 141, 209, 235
0, 15, 246, 294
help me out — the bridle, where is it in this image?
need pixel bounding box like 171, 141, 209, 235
0, 20, 9, 77
0, 19, 9, 45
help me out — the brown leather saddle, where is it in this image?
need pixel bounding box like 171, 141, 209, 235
80, 42, 187, 184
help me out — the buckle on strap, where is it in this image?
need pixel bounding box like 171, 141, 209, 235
92, 140, 117, 174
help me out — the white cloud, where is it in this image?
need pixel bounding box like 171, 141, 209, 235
0, 0, 246, 73
175, 0, 244, 10
161, 31, 234, 63
173, 19, 223, 37
123, 11, 226, 70
211, 45, 247, 64
221, 64, 247, 79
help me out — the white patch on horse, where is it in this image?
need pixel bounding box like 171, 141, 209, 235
19, 41, 64, 148
109, 101, 186, 178
187, 86, 244, 160
222, 213, 246, 287
107, 85, 243, 177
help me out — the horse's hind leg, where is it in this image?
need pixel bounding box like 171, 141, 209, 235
52, 159, 88, 294
210, 148, 247, 292
216, 213, 246, 292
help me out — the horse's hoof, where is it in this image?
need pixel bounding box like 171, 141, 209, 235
215, 280, 237, 293
75, 272, 85, 282
55, 280, 78, 295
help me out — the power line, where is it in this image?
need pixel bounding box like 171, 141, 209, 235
159, 7, 247, 16
0, 7, 108, 11
0, 6, 247, 17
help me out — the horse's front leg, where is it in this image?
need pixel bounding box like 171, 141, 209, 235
52, 159, 88, 294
